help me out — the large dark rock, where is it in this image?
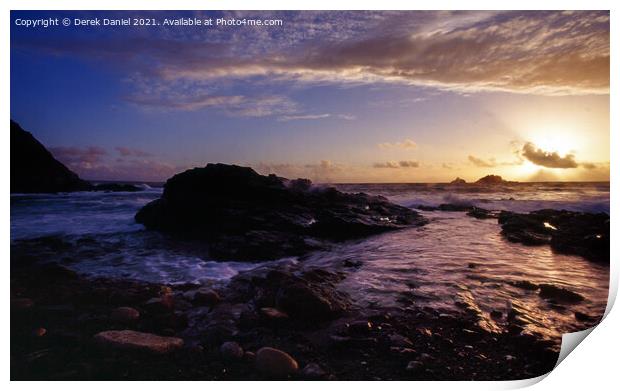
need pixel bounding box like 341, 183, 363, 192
10, 120, 142, 193
135, 163, 427, 260
498, 209, 609, 264
475, 175, 513, 185
11, 120, 91, 193
449, 177, 467, 185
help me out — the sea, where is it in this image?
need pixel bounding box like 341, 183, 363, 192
10, 181, 610, 341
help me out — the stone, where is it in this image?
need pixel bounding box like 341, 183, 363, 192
406, 360, 424, 372
110, 307, 140, 323
193, 288, 221, 306
475, 175, 513, 185
389, 333, 413, 347
135, 163, 427, 261
94, 330, 183, 354
538, 284, 585, 303
498, 210, 609, 264
259, 307, 289, 321
255, 347, 299, 377
220, 341, 244, 360
302, 363, 327, 379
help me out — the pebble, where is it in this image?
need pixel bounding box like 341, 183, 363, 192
260, 307, 289, 320
302, 363, 327, 379
220, 341, 244, 360
255, 347, 299, 377
389, 333, 413, 347
406, 360, 423, 372
94, 330, 183, 354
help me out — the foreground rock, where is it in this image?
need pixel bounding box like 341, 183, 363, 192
498, 209, 609, 264
10, 120, 142, 194
94, 330, 183, 354
135, 164, 427, 260
255, 347, 299, 377
231, 267, 350, 324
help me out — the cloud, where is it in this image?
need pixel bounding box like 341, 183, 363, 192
278, 113, 331, 121
115, 146, 152, 157
278, 113, 357, 121
468, 155, 496, 168
373, 160, 419, 168
521, 142, 578, 168
49, 144, 179, 181
378, 139, 417, 150
14, 11, 609, 96
49, 146, 108, 169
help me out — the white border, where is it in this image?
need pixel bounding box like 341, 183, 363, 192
3, 1, 617, 390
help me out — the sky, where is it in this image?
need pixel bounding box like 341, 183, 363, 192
10, 10, 610, 183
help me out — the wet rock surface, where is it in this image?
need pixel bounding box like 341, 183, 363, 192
11, 257, 562, 380
498, 210, 609, 264
135, 164, 427, 261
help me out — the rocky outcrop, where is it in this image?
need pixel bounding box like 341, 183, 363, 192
11, 120, 91, 193
135, 163, 427, 260
10, 120, 142, 193
450, 177, 467, 185
498, 209, 609, 264
475, 175, 513, 185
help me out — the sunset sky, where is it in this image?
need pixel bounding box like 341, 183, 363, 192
10, 10, 610, 183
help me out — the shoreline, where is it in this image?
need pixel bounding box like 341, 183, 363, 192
11, 255, 567, 380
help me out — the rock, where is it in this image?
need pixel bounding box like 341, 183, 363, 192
276, 279, 347, 322
220, 341, 244, 360
94, 330, 184, 354
450, 177, 467, 185
490, 310, 503, 319
538, 284, 585, 303
406, 360, 424, 372
110, 307, 140, 323
348, 320, 373, 334
188, 288, 221, 306
389, 333, 413, 347
510, 280, 539, 291
144, 296, 174, 312
228, 267, 349, 323
255, 347, 299, 377
10, 120, 143, 194
466, 207, 498, 219
259, 307, 289, 321
135, 163, 427, 261
302, 363, 327, 379
11, 298, 34, 311
10, 120, 91, 193
498, 210, 609, 264
575, 311, 598, 322
475, 175, 513, 186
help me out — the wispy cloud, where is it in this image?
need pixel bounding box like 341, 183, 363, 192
15, 11, 609, 102
373, 160, 420, 168
378, 139, 417, 150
